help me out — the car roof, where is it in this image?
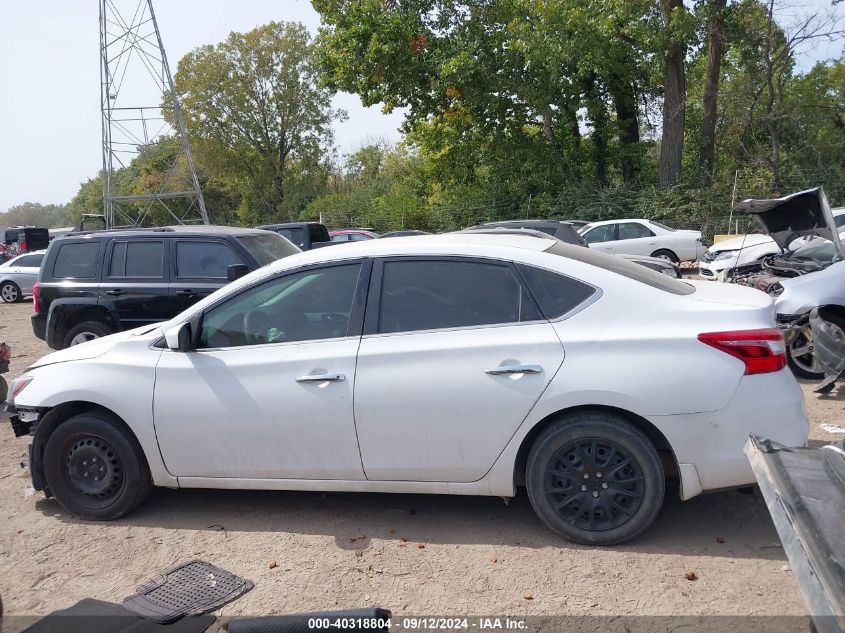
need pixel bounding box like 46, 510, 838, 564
60, 225, 271, 239
263, 232, 557, 270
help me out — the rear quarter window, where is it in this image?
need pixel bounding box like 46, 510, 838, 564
516, 264, 596, 319
52, 242, 101, 279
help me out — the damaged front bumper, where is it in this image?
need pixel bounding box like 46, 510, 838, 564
2, 400, 36, 438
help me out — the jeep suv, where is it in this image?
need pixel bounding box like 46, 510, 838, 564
32, 226, 299, 349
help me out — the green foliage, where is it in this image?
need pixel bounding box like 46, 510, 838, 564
0, 202, 73, 230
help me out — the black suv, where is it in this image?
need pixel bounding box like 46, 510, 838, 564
32, 226, 299, 349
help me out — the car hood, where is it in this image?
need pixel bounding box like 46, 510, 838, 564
28, 325, 161, 369
708, 233, 774, 252
734, 187, 845, 258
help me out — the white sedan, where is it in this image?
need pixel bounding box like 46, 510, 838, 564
578, 219, 707, 263
3, 234, 808, 545
0, 250, 46, 303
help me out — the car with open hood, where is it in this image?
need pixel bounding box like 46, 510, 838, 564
727, 188, 845, 379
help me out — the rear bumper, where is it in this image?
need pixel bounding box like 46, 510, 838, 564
31, 313, 47, 341
648, 369, 809, 495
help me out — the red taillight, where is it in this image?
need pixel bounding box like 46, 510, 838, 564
698, 329, 786, 375
20, 238, 27, 252
32, 282, 40, 314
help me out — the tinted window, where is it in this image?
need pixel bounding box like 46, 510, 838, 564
581, 225, 615, 244
835, 214, 845, 229
276, 227, 304, 247
237, 233, 300, 266
176, 241, 243, 278
198, 263, 362, 348
15, 254, 43, 267
331, 234, 349, 242
110, 241, 164, 277
378, 260, 540, 334
53, 242, 100, 279
517, 264, 596, 319
310, 224, 330, 242
617, 222, 654, 240
349, 233, 370, 241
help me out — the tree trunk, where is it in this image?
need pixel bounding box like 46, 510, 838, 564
659, 0, 686, 188
700, 0, 727, 180
610, 78, 641, 182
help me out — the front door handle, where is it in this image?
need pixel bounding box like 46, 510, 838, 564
296, 373, 346, 383
106, 289, 124, 296
175, 289, 195, 297
486, 364, 543, 376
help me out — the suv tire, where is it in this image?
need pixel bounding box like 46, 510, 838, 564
63, 320, 115, 348
43, 411, 153, 520
526, 411, 664, 545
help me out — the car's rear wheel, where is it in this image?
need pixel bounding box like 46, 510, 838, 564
0, 281, 22, 303
787, 323, 824, 380
63, 320, 115, 348
42, 411, 153, 520
526, 411, 664, 545
650, 249, 680, 265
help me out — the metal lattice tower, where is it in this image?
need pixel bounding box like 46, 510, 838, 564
99, 0, 208, 228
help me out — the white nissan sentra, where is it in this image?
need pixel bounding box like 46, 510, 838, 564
3, 233, 808, 544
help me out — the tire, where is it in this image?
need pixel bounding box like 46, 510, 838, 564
525, 411, 665, 545
42, 411, 153, 520
0, 281, 22, 303
650, 249, 680, 265
786, 322, 824, 380
62, 320, 115, 349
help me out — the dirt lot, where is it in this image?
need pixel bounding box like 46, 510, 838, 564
1, 300, 843, 620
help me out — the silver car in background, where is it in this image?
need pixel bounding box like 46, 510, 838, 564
0, 250, 45, 303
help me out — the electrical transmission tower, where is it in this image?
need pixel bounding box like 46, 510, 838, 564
99, 0, 209, 228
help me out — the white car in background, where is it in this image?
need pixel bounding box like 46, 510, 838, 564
578, 219, 706, 263
0, 250, 46, 303
4, 234, 807, 545
699, 207, 845, 280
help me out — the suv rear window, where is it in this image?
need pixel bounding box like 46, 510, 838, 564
53, 242, 100, 279
276, 227, 304, 248
237, 233, 300, 266
545, 241, 694, 295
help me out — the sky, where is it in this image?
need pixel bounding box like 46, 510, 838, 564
0, 1, 842, 213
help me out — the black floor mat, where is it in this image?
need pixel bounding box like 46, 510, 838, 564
123, 560, 253, 624
22, 598, 214, 633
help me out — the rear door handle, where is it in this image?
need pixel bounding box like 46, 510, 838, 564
486, 365, 543, 375
296, 373, 346, 383
105, 289, 124, 296
175, 289, 195, 297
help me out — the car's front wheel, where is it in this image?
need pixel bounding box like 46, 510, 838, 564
526, 411, 665, 545
42, 411, 153, 520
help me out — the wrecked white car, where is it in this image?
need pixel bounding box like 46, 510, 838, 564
728, 188, 845, 379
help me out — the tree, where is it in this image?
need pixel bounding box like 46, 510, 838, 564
658, 0, 690, 187
699, 0, 729, 180
0, 202, 72, 229
171, 22, 344, 221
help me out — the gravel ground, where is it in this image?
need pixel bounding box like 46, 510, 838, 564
1, 299, 843, 620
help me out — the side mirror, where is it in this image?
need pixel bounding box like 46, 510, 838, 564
227, 264, 250, 282
164, 322, 193, 352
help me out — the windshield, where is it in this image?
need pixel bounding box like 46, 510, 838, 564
790, 228, 845, 261
237, 233, 300, 266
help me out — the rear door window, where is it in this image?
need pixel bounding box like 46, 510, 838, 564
581, 225, 615, 244
617, 222, 655, 240
52, 242, 101, 279
376, 259, 540, 334
109, 240, 165, 278
176, 241, 243, 279
15, 254, 43, 267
